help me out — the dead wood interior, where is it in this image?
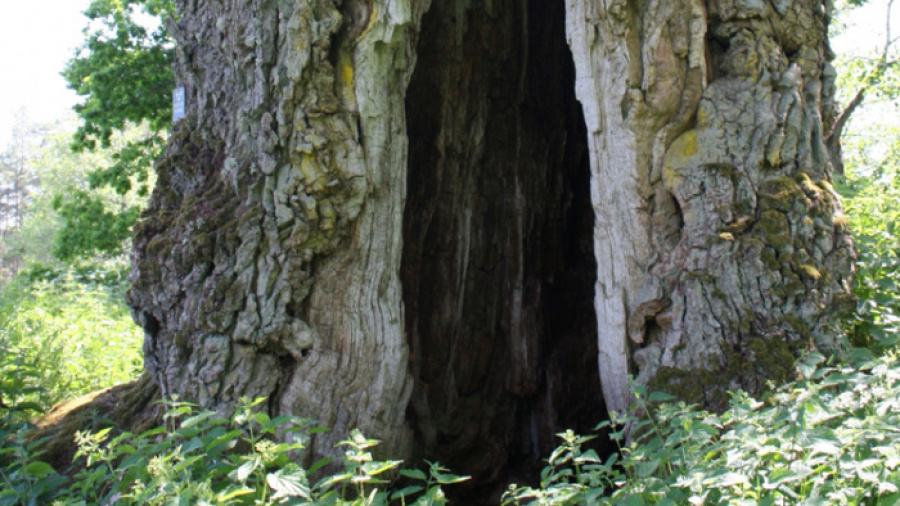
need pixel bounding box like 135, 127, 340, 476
402, 0, 610, 501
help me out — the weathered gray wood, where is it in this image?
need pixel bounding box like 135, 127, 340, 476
565, 0, 854, 413
129, 0, 431, 461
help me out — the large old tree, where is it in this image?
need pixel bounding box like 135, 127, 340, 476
126, 0, 854, 500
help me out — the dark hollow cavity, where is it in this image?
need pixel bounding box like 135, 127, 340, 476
402, 0, 609, 502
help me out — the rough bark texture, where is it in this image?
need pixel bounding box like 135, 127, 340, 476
127, 0, 855, 500
565, 0, 854, 413
128, 0, 430, 461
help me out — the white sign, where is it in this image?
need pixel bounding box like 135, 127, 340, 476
173, 87, 186, 122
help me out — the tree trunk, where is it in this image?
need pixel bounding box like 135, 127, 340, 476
129, 0, 428, 462
565, 0, 854, 414
128, 0, 854, 500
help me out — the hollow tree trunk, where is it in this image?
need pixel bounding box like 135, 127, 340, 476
128, 0, 854, 500
401, 0, 605, 495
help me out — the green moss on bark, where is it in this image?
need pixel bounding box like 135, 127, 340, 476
647, 335, 797, 411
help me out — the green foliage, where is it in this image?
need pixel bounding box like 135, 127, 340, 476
51, 192, 141, 261
836, 123, 900, 351
0, 113, 47, 276
833, 0, 900, 102
56, 0, 174, 261
1, 395, 467, 506
2, 120, 103, 271
504, 352, 900, 505
64, 0, 173, 151
0, 345, 69, 506
830, 0, 900, 349
836, 53, 900, 104
0, 117, 154, 269
51, 123, 155, 262
0, 262, 142, 413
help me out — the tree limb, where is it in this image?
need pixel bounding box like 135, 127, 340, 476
827, 0, 897, 175
826, 86, 867, 175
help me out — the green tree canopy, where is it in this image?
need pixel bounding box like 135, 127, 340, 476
56, 0, 174, 261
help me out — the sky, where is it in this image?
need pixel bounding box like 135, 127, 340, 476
0, 0, 91, 147
0, 1, 894, 151
833, 0, 900, 55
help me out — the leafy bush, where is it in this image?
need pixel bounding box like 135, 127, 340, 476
504, 351, 900, 505
0, 346, 67, 506
1, 394, 466, 506
837, 124, 900, 351
0, 262, 142, 414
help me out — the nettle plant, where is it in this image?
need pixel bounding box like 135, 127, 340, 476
504, 351, 900, 506
1, 393, 467, 506
0, 346, 67, 506
0, 264, 143, 413
65, 397, 467, 506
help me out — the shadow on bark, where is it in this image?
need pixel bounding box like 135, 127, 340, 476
401, 0, 610, 501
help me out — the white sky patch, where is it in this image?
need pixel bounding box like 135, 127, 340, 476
0, 0, 91, 148
832, 0, 900, 144
832, 0, 900, 56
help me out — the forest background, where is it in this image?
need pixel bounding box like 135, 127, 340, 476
2, 0, 900, 504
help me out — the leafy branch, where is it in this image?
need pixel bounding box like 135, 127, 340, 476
828, 0, 900, 174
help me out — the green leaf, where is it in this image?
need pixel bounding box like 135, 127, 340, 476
575, 449, 602, 464
231, 459, 259, 483
308, 457, 334, 474
316, 472, 354, 489
362, 460, 403, 476
648, 391, 678, 403
637, 459, 661, 478
432, 470, 470, 485
809, 440, 841, 457
180, 411, 216, 429
392, 485, 425, 501
400, 468, 428, 481
205, 429, 242, 452
715, 472, 750, 488
878, 492, 900, 506
267, 469, 311, 500
216, 487, 255, 502
22, 461, 57, 477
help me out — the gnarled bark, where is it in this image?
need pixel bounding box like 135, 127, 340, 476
129, 0, 430, 460
566, 0, 854, 413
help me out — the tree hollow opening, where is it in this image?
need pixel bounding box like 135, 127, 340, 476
402, 0, 609, 500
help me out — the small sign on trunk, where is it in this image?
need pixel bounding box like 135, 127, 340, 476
173, 87, 186, 122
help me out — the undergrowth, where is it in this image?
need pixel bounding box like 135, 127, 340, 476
837, 124, 900, 352
3, 114, 900, 506
503, 351, 900, 505
1, 395, 467, 505
0, 261, 142, 416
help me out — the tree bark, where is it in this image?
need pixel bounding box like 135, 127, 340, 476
566, 0, 854, 413
129, 0, 429, 461
128, 0, 854, 499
